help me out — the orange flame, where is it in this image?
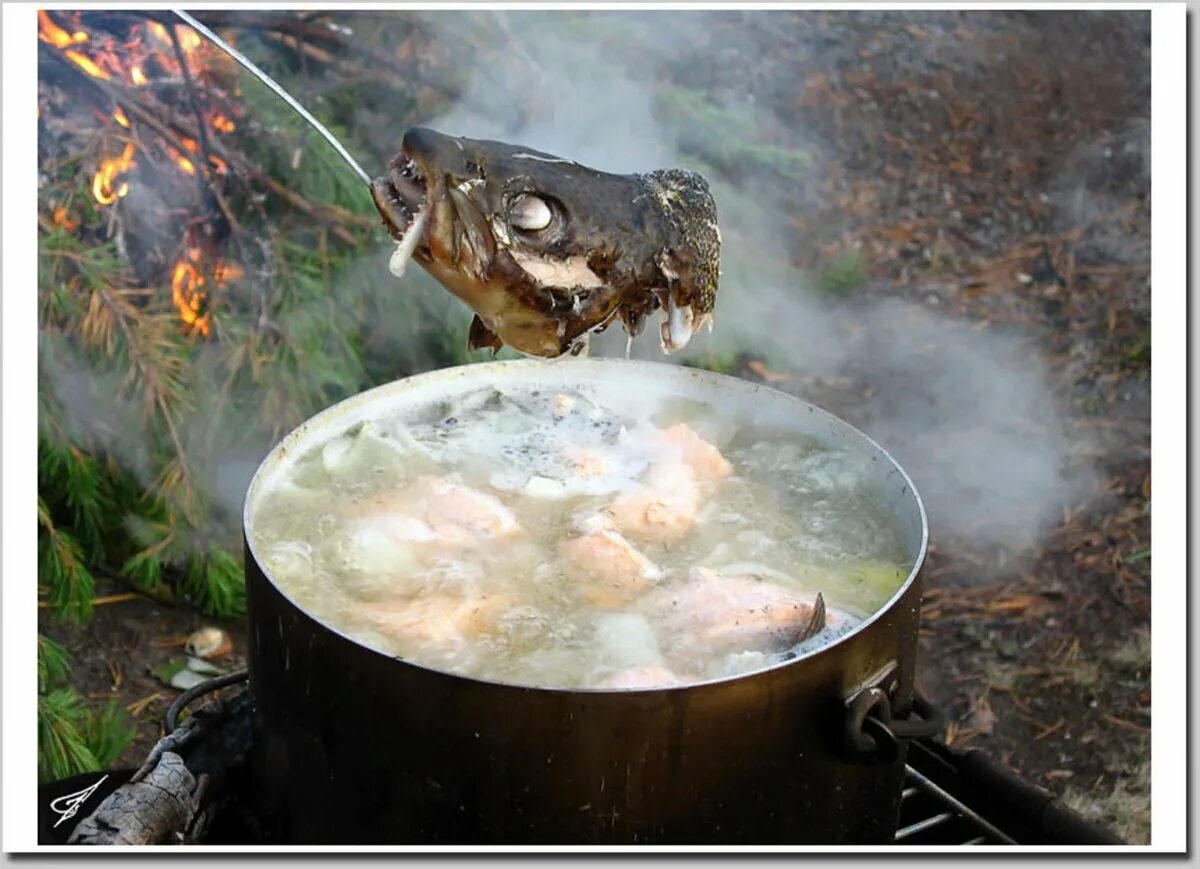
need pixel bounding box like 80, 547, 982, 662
92, 143, 137, 205
172, 258, 209, 335
166, 145, 197, 176
208, 154, 229, 174
170, 252, 240, 336
130, 65, 148, 85
112, 106, 130, 128
51, 207, 79, 231
64, 49, 111, 79
38, 10, 87, 49
211, 114, 236, 134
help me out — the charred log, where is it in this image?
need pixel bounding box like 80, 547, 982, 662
67, 682, 257, 846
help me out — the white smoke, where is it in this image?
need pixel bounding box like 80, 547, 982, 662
419, 9, 1098, 554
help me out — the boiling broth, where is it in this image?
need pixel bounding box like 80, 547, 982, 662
247, 379, 914, 689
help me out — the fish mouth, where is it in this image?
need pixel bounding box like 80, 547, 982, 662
370, 151, 429, 244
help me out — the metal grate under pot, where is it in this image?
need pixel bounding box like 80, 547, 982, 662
895, 739, 1123, 845
40, 737, 1124, 846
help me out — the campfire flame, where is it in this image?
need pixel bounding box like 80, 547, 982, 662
41, 10, 245, 336
171, 258, 208, 335
38, 10, 87, 50
92, 142, 137, 205
171, 250, 245, 336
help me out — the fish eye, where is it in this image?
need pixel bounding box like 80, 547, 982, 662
509, 194, 553, 231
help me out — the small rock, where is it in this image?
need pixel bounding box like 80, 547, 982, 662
186, 656, 225, 676
169, 669, 212, 691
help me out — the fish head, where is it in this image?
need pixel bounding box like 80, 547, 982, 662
371, 127, 720, 358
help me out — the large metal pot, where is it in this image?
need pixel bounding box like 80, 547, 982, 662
242, 359, 929, 844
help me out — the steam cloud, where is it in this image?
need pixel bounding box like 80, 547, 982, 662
425, 10, 1097, 555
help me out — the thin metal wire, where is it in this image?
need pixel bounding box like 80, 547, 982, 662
171, 9, 373, 187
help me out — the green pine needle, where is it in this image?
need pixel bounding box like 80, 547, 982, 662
38, 689, 99, 783
38, 634, 73, 693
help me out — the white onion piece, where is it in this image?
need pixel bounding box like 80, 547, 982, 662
523, 476, 570, 500
594, 613, 665, 670
321, 436, 355, 473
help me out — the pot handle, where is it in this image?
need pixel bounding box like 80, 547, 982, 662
842, 677, 944, 765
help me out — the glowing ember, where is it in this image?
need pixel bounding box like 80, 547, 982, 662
178, 26, 203, 55
211, 114, 236, 134
147, 20, 203, 56
131, 65, 148, 85
112, 106, 131, 128
209, 155, 229, 174
92, 143, 137, 205
214, 263, 245, 283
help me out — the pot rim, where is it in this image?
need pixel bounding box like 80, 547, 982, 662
243, 358, 929, 694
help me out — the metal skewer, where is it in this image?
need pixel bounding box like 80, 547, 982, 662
171, 9, 374, 187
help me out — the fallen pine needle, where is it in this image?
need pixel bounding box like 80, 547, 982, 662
1103, 714, 1150, 733
38, 592, 139, 608
1034, 718, 1066, 741
127, 691, 165, 717
153, 635, 192, 648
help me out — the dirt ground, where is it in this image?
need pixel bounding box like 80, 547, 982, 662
716, 11, 1152, 842
39, 9, 1151, 845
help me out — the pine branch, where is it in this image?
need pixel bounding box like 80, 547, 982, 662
38, 497, 96, 624
91, 286, 202, 521
38, 634, 73, 693
39, 689, 100, 782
